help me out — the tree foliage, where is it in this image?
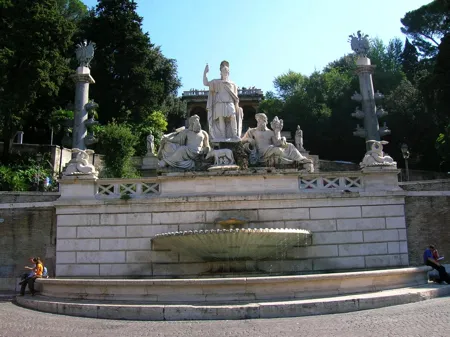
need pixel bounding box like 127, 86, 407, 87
95, 122, 139, 178
401, 0, 450, 58
56, 0, 88, 22
79, 0, 181, 125
0, 0, 76, 161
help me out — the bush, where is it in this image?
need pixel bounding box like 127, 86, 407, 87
96, 122, 139, 178
0, 154, 56, 191
134, 111, 168, 156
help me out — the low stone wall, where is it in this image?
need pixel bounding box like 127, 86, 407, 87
400, 179, 450, 192
0, 194, 57, 291
0, 192, 60, 203
405, 194, 450, 266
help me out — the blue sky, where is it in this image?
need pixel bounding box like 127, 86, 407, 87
82, 0, 431, 95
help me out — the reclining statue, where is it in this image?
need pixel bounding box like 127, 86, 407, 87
360, 140, 397, 168
63, 148, 97, 177
241, 113, 313, 172
157, 115, 211, 170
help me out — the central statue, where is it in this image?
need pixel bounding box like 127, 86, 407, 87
203, 61, 243, 141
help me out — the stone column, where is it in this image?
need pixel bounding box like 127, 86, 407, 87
71, 66, 95, 150
349, 31, 390, 151
355, 58, 379, 145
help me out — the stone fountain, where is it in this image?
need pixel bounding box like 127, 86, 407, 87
152, 218, 312, 264
15, 41, 442, 321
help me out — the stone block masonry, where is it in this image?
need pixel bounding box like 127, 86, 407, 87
55, 191, 408, 277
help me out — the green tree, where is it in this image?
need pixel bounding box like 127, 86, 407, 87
162, 95, 187, 131
401, 38, 420, 81
79, 0, 181, 125
368, 38, 406, 93
401, 0, 450, 58
56, 0, 88, 22
258, 91, 284, 120
436, 124, 450, 171
134, 110, 168, 156
0, 0, 76, 161
430, 33, 450, 125
95, 122, 138, 178
428, 33, 450, 170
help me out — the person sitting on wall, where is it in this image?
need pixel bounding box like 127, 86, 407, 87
19, 257, 37, 285
19, 257, 48, 286
19, 257, 44, 296
424, 245, 450, 284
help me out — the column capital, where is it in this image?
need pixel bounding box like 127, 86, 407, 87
355, 65, 376, 75
71, 73, 95, 84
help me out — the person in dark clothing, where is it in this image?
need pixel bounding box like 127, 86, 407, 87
424, 245, 450, 284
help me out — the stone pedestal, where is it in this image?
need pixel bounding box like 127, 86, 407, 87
141, 154, 159, 176
58, 175, 98, 200
142, 154, 158, 170
212, 141, 248, 170
71, 67, 95, 151
362, 166, 400, 191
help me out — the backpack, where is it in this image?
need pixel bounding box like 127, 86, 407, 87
42, 266, 48, 278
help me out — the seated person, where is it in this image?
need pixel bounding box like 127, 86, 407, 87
424, 245, 450, 284
19, 257, 44, 296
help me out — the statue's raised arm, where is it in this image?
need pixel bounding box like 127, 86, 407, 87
203, 64, 209, 86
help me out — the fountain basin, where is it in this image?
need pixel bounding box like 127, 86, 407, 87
152, 228, 312, 261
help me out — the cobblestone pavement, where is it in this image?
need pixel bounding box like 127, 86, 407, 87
0, 297, 449, 337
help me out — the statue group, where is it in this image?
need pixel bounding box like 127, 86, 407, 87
157, 61, 314, 173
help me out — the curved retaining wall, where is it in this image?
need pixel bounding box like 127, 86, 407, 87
36, 267, 428, 302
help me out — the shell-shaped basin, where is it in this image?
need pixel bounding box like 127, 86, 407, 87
152, 228, 312, 261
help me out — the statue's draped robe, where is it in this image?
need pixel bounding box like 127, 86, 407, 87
242, 128, 311, 164
206, 79, 243, 139
158, 130, 205, 170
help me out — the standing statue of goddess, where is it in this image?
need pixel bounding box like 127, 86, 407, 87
146, 134, 155, 155
295, 125, 304, 151
203, 61, 243, 141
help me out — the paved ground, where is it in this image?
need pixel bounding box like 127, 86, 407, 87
1, 296, 449, 337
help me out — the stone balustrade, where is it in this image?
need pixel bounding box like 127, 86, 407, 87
57, 168, 400, 200
96, 178, 160, 199
182, 88, 263, 97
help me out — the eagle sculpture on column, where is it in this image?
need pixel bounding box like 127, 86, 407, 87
75, 40, 96, 68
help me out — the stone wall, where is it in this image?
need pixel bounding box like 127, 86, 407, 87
0, 194, 58, 291
2, 178, 449, 287
55, 172, 409, 278
0, 192, 60, 203
400, 179, 450, 192
405, 195, 450, 266
402, 179, 450, 266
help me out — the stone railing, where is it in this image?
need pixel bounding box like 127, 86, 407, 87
299, 176, 363, 191
182, 88, 263, 97
58, 168, 399, 200
95, 179, 160, 199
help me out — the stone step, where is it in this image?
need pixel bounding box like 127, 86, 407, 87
15, 283, 450, 321
0, 293, 14, 302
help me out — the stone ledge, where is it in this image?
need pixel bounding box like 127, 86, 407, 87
54, 191, 406, 209
15, 283, 450, 320
35, 267, 429, 301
